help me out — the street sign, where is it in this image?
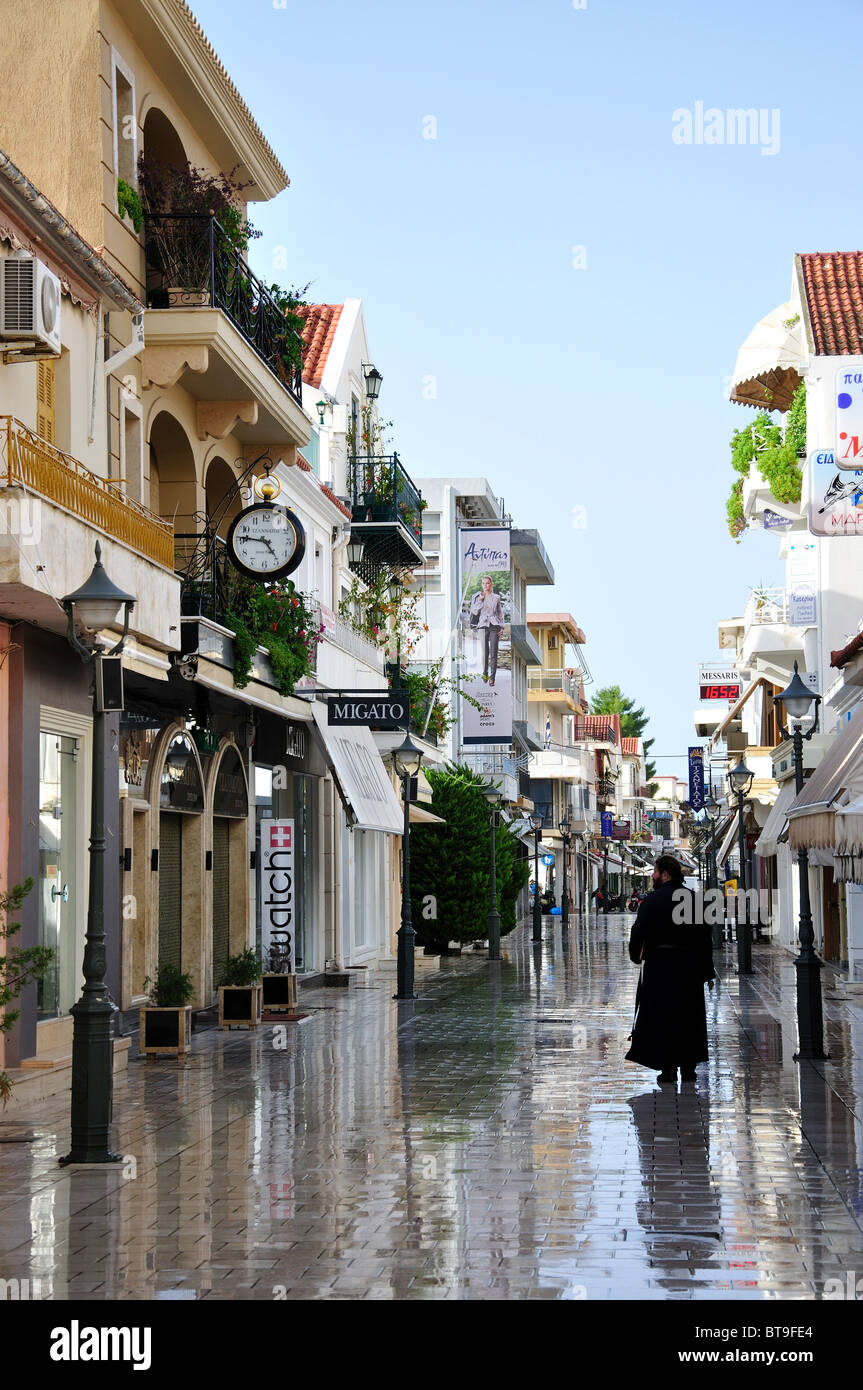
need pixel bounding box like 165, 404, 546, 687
541, 854, 554, 866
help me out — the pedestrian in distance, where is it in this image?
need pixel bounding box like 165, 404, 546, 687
625, 854, 715, 1086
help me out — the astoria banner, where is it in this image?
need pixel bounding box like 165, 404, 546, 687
458, 527, 512, 744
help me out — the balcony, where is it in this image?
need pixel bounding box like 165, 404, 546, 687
142, 215, 310, 448
741, 585, 807, 670
348, 454, 426, 570
0, 417, 179, 647
527, 668, 584, 711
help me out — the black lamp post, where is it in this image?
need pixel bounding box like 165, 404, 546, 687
774, 662, 828, 1061
484, 784, 503, 959
530, 812, 543, 942
558, 811, 572, 931
703, 791, 722, 950
59, 542, 135, 1165
729, 755, 755, 975
393, 732, 424, 1001
581, 829, 592, 920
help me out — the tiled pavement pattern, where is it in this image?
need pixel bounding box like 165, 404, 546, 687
1, 915, 863, 1300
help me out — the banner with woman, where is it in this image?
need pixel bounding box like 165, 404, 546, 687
458, 527, 512, 744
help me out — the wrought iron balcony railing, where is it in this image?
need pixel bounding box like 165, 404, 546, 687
0, 416, 174, 569
143, 214, 304, 406
348, 454, 424, 547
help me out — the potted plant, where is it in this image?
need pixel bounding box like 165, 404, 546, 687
218, 948, 262, 1030
260, 942, 298, 1014
140, 963, 194, 1061
117, 178, 143, 234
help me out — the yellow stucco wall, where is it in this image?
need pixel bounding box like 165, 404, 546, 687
0, 0, 103, 245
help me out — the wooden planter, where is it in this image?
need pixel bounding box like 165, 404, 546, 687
139, 1006, 192, 1061
261, 973, 298, 1013
218, 983, 262, 1030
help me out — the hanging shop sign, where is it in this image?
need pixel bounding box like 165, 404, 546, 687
260, 819, 295, 971
808, 450, 863, 535
835, 367, 863, 468
326, 692, 409, 729
698, 664, 741, 701
612, 819, 631, 841
688, 747, 705, 812
788, 539, 817, 626
226, 503, 306, 580
600, 811, 614, 837
213, 747, 249, 818
458, 527, 513, 745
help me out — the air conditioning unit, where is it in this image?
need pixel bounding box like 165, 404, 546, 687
0, 252, 61, 354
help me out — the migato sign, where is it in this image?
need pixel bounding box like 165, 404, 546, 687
326, 693, 408, 728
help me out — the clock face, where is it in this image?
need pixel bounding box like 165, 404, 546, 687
226, 504, 306, 580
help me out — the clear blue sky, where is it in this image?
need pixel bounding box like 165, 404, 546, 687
190, 0, 863, 779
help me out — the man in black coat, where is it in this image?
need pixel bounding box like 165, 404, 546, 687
625, 855, 715, 1085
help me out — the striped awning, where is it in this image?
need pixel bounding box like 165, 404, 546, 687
787, 705, 863, 851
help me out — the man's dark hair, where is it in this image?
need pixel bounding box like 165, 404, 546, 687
655, 854, 684, 883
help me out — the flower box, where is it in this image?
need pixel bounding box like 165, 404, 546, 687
261, 973, 298, 1013
218, 983, 262, 1030
139, 1006, 192, 1061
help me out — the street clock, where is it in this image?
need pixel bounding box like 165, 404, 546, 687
226, 502, 305, 580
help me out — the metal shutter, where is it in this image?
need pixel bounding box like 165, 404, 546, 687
212, 818, 230, 990
158, 813, 182, 971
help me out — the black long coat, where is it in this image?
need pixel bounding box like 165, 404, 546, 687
624, 881, 715, 1072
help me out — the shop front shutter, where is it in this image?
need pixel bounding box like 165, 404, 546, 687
158, 812, 182, 971
36, 358, 55, 444
212, 818, 230, 990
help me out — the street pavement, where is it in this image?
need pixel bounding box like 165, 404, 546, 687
1, 913, 862, 1301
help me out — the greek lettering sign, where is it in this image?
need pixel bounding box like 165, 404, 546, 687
808, 450, 863, 535
260, 819, 295, 971
326, 693, 409, 729
688, 747, 705, 812
835, 367, 863, 468
459, 527, 512, 745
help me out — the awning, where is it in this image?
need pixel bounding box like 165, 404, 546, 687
787, 705, 863, 851
716, 812, 740, 866
311, 704, 404, 834
755, 781, 796, 857
409, 804, 446, 826
728, 300, 805, 412
708, 677, 771, 750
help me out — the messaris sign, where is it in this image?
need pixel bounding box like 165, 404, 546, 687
326, 692, 409, 728
260, 819, 295, 971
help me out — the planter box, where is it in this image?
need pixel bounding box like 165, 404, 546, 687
139, 1006, 192, 1061
218, 983, 262, 1030
261, 973, 298, 1012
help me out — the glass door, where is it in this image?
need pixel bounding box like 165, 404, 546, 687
37, 732, 80, 1019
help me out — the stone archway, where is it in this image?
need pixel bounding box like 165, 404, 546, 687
149, 409, 201, 544
141, 107, 187, 170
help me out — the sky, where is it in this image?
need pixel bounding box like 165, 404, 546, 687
189, 0, 863, 781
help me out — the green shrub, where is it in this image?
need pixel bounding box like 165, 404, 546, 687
219, 949, 261, 987
144, 963, 194, 1007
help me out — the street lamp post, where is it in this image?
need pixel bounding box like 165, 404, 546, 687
581, 829, 592, 920
703, 791, 722, 950
602, 837, 610, 912
558, 811, 572, 932
530, 812, 543, 942
484, 784, 503, 959
393, 733, 424, 1001
774, 663, 828, 1061
729, 755, 755, 976
59, 542, 135, 1165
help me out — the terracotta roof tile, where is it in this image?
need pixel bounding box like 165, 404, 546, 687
621, 737, 641, 756
300, 304, 343, 388
799, 253, 863, 355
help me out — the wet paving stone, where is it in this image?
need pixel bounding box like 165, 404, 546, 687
1, 916, 862, 1299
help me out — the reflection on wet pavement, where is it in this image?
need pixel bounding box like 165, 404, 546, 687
1, 915, 862, 1300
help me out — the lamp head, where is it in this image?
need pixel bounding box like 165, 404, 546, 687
393, 732, 423, 779
61, 541, 135, 631
775, 661, 817, 724
346, 536, 365, 567
363, 364, 383, 401
704, 793, 720, 823
484, 783, 503, 807
728, 755, 754, 796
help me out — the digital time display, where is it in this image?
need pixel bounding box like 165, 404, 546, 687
699, 683, 740, 701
